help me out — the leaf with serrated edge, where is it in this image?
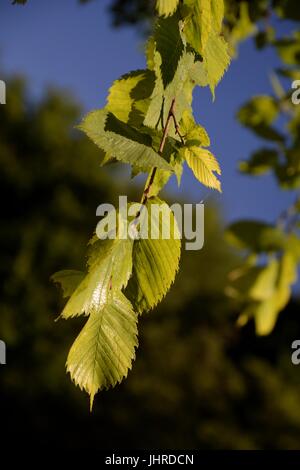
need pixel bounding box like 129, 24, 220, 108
155, 14, 184, 88
211, 0, 224, 32
204, 33, 231, 99
61, 235, 133, 319
106, 69, 155, 127
126, 197, 181, 313
78, 110, 172, 172
180, 110, 210, 147
156, 0, 179, 17
184, 0, 212, 55
144, 52, 195, 130
67, 292, 138, 409
183, 146, 221, 191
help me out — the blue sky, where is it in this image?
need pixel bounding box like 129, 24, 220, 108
0, 0, 297, 223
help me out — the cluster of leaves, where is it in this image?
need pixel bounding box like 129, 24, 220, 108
226, 221, 300, 335
225, 1, 300, 335
107, 0, 300, 46
52, 0, 231, 407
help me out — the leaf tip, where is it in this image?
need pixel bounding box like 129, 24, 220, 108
90, 393, 96, 412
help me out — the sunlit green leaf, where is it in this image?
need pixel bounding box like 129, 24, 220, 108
67, 292, 138, 409
156, 0, 179, 17
183, 0, 212, 55
203, 32, 231, 98
106, 69, 155, 126
180, 110, 210, 147
144, 51, 195, 130
60, 235, 133, 319
182, 146, 221, 191
78, 110, 172, 172
127, 197, 181, 313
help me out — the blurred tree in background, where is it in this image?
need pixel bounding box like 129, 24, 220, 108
2, 0, 300, 449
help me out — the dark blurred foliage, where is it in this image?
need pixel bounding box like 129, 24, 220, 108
107, 0, 300, 34
12, 0, 300, 25
1, 77, 300, 450
108, 0, 155, 29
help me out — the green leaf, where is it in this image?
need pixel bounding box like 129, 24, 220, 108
147, 152, 184, 198
226, 221, 286, 253
78, 110, 172, 172
106, 70, 155, 126
188, 60, 209, 88
52, 270, 85, 298
275, 165, 300, 190
230, 2, 256, 43
239, 149, 278, 176
211, 0, 225, 32
156, 0, 179, 17
181, 0, 229, 97
60, 235, 133, 319
106, 70, 144, 123
144, 51, 195, 130
286, 233, 300, 261
180, 110, 210, 147
251, 253, 297, 335
227, 260, 279, 302
126, 197, 181, 314
275, 34, 300, 66
183, 0, 212, 56
147, 169, 172, 198
67, 292, 138, 409
182, 146, 221, 192
203, 32, 231, 98
238, 96, 279, 127
232, 251, 297, 335
237, 95, 285, 142
155, 14, 184, 88
146, 36, 156, 71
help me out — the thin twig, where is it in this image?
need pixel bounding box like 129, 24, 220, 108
139, 98, 177, 211
171, 112, 185, 144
